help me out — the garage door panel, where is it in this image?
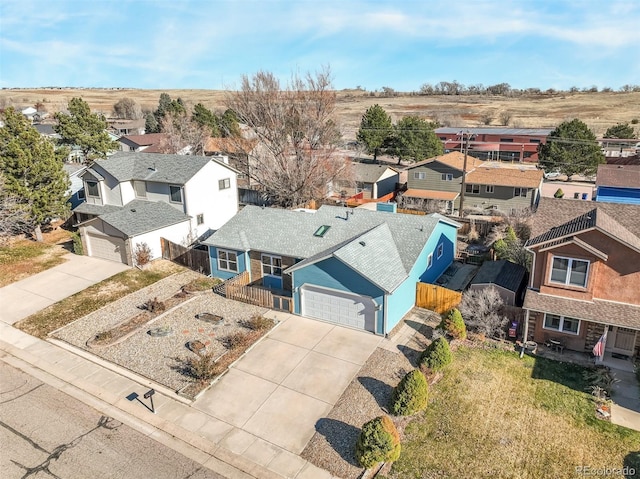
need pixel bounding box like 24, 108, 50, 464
87, 234, 128, 264
301, 285, 376, 333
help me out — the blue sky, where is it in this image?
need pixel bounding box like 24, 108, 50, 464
1, 0, 639, 91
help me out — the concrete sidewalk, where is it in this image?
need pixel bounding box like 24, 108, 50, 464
0, 320, 339, 478
0, 254, 129, 325
611, 369, 640, 432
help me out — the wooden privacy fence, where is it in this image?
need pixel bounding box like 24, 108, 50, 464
160, 238, 210, 276
224, 271, 293, 312
416, 283, 462, 314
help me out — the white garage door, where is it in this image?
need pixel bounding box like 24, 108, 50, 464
300, 285, 377, 332
87, 234, 128, 264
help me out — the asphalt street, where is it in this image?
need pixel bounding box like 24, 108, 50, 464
0, 361, 225, 479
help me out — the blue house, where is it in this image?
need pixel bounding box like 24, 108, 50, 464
202, 205, 460, 335
595, 164, 640, 205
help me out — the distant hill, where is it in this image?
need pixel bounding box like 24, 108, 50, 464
1, 88, 638, 140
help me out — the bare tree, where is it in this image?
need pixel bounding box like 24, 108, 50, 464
159, 112, 209, 155
113, 97, 143, 120
498, 111, 512, 126
226, 67, 345, 207
459, 287, 508, 339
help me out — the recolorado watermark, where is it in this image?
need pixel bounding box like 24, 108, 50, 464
575, 466, 635, 477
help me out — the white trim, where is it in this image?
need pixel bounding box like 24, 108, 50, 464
485, 185, 494, 193
169, 185, 183, 204
427, 252, 433, 269
217, 248, 238, 273
543, 312, 581, 335
549, 255, 590, 288
414, 171, 426, 180
437, 242, 444, 259
86, 180, 100, 198
261, 253, 282, 278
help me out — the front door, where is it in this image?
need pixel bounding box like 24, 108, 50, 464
608, 326, 637, 355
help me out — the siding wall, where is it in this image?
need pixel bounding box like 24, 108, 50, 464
407, 163, 462, 192
291, 257, 386, 334
209, 246, 248, 280
132, 220, 192, 263
248, 251, 297, 290
463, 185, 536, 211
595, 186, 640, 205
375, 172, 399, 198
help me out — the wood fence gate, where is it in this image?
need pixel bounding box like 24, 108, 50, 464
416, 283, 462, 314
160, 238, 210, 276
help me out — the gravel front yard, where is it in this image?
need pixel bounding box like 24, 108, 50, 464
53, 271, 269, 393
301, 312, 437, 479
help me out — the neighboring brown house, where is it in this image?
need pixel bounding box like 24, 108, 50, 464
118, 133, 168, 152
522, 198, 640, 360
108, 119, 145, 136
204, 137, 258, 188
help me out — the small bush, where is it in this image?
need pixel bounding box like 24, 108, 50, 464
420, 337, 452, 371
391, 370, 429, 416
222, 331, 254, 350
181, 352, 223, 383
554, 188, 564, 198
71, 231, 83, 255
440, 308, 467, 340
355, 416, 401, 468
141, 297, 165, 313
134, 242, 152, 267
242, 315, 274, 331
94, 331, 114, 343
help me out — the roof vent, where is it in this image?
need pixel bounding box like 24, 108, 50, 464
130, 209, 136, 212
359, 241, 366, 247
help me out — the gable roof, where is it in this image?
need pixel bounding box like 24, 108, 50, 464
435, 127, 553, 137
596, 164, 640, 188
92, 200, 190, 237
406, 151, 481, 172
204, 137, 257, 154
466, 165, 543, 188
351, 163, 398, 183
87, 152, 235, 185
526, 198, 640, 252
470, 259, 526, 292
119, 133, 167, 148
203, 205, 460, 293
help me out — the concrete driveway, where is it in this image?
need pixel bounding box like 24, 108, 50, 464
193, 313, 382, 454
0, 254, 129, 325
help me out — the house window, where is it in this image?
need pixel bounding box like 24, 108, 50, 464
437, 243, 444, 259
86, 180, 99, 198
441, 173, 453, 181
427, 252, 433, 269
543, 313, 580, 335
218, 178, 231, 190
530, 139, 541, 144
500, 138, 514, 143
78, 189, 86, 200
169, 185, 183, 203
550, 256, 589, 288
197, 214, 204, 225
485, 185, 495, 193
261, 254, 282, 277
134, 181, 147, 198
217, 249, 238, 272
414, 172, 426, 180
514, 187, 528, 197
465, 184, 480, 194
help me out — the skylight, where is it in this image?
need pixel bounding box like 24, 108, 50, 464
314, 225, 331, 237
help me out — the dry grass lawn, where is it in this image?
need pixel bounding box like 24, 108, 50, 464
388, 346, 639, 479
2, 88, 638, 139
0, 226, 72, 287
15, 260, 183, 339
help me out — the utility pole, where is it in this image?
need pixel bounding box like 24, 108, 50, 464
458, 131, 473, 218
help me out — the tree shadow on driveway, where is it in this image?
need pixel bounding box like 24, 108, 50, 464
314, 417, 361, 466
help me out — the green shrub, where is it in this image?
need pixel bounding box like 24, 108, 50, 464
391, 370, 429, 416
420, 337, 452, 371
71, 231, 83, 255
440, 308, 467, 340
355, 416, 401, 468
554, 188, 564, 198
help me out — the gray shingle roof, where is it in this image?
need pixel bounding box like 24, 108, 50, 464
95, 200, 190, 237
470, 259, 526, 293
203, 205, 460, 293
596, 164, 640, 188
73, 203, 122, 216
89, 152, 233, 185
352, 163, 397, 184
523, 289, 640, 329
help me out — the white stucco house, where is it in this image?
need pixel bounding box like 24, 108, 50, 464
73, 152, 239, 265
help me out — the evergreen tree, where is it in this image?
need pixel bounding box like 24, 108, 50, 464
144, 111, 160, 133
220, 108, 241, 137
192, 103, 220, 136
386, 116, 443, 164
538, 119, 605, 177
0, 108, 69, 240
604, 123, 636, 139
356, 104, 392, 161
54, 98, 118, 162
